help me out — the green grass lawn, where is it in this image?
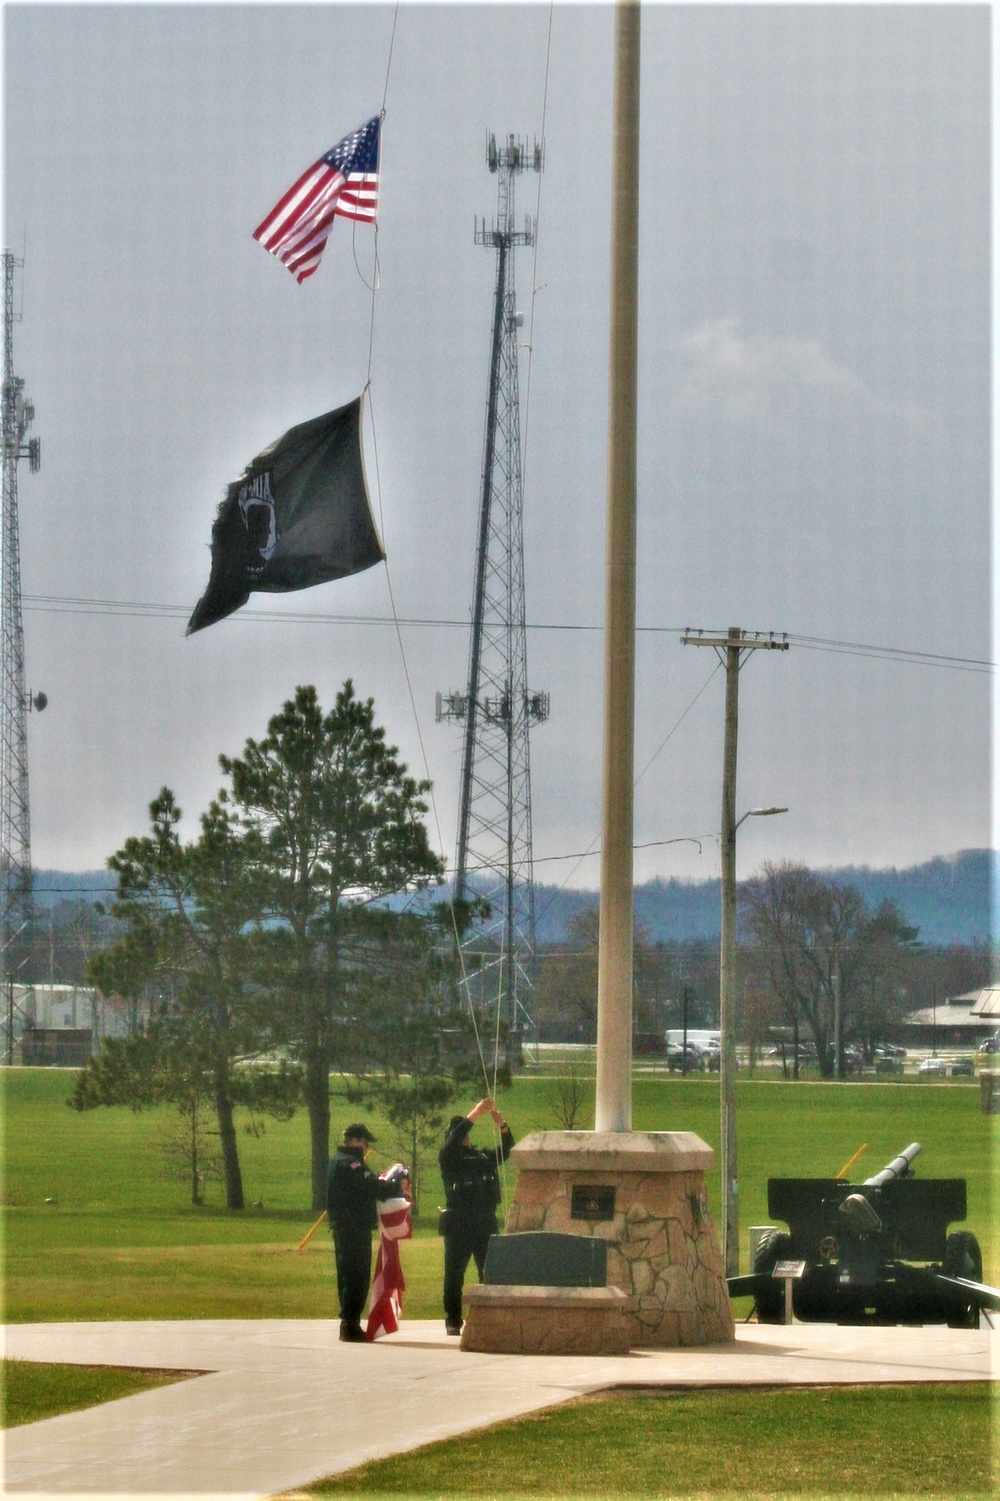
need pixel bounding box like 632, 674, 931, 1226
295, 1383, 997, 1500
2, 1068, 996, 1494
0, 1356, 190, 1427
2, 1066, 995, 1322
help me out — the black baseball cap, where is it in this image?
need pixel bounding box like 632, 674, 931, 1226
343, 1123, 377, 1143
447, 1115, 472, 1138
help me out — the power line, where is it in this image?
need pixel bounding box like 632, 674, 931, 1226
33, 886, 116, 896
785, 632, 990, 674
21, 594, 995, 672
30, 831, 713, 897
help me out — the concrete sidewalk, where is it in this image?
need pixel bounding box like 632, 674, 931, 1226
2, 1318, 996, 1500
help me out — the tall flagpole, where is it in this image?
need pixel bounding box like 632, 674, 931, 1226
595, 0, 640, 1133
487, 3, 734, 1352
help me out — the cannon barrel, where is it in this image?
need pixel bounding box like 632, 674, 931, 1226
863, 1141, 921, 1188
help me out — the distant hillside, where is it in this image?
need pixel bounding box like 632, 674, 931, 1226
534, 877, 718, 946
31, 850, 995, 948
534, 849, 996, 947
824, 852, 995, 947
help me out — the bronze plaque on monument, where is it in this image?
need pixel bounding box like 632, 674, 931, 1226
571, 1184, 616, 1221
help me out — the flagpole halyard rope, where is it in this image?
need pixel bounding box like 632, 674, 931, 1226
360, 2, 561, 1122
380, 4, 400, 116
363, 384, 494, 1094
357, 3, 496, 1100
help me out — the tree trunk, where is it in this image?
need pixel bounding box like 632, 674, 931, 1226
210, 985, 245, 1210
214, 1064, 244, 1210
306, 920, 339, 1211
306, 1042, 331, 1212
190, 1106, 202, 1205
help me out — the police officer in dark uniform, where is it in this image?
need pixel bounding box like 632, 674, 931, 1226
439, 1096, 514, 1335
326, 1123, 405, 1342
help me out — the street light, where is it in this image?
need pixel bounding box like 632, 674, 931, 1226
735, 806, 788, 833
719, 804, 788, 1277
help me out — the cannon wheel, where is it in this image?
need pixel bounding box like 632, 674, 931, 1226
751, 1229, 793, 1323
943, 1231, 983, 1328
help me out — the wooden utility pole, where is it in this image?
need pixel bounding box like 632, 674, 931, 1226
681, 627, 788, 1274
595, 0, 640, 1134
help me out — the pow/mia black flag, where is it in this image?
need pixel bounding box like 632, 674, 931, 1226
187, 396, 384, 634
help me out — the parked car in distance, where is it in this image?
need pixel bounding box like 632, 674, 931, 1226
917, 1056, 948, 1078
875, 1054, 904, 1075
667, 1043, 705, 1072
767, 1042, 817, 1062
875, 1043, 907, 1058
950, 1057, 974, 1077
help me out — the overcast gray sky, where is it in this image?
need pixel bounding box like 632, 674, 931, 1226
2, 1, 991, 890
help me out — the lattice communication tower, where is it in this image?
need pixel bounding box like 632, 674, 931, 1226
2, 250, 43, 1063
437, 134, 549, 1049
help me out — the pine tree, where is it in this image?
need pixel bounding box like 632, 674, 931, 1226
222, 683, 445, 1210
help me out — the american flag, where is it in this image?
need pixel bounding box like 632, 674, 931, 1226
365, 1188, 412, 1341
253, 116, 381, 284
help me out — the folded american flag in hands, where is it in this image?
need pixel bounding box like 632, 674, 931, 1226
366, 1166, 412, 1340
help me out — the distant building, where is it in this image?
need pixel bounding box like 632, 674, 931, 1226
20, 1028, 93, 1067
4, 983, 134, 1064
903, 986, 999, 1048
969, 985, 1000, 1024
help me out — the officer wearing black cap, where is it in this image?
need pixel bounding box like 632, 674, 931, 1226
439, 1097, 514, 1335
326, 1122, 405, 1342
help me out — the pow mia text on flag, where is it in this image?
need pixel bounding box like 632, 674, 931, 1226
236, 472, 278, 582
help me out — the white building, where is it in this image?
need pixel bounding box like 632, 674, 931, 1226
10, 983, 132, 1044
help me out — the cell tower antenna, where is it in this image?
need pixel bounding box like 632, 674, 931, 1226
437, 133, 548, 1059
2, 249, 44, 1064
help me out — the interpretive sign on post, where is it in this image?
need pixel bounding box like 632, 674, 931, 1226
772, 1259, 807, 1325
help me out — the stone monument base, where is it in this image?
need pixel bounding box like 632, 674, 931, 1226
461, 1284, 633, 1355
504, 1131, 735, 1349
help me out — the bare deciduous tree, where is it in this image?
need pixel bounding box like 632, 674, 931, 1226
741, 861, 918, 1077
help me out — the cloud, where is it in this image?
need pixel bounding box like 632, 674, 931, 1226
677, 318, 923, 432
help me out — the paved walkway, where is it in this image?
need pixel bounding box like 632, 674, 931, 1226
2, 1318, 996, 1499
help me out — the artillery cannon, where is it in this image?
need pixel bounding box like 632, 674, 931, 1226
729, 1143, 993, 1327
